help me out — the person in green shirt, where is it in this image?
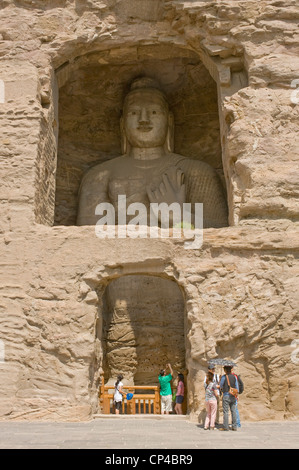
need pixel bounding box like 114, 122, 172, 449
159, 363, 173, 414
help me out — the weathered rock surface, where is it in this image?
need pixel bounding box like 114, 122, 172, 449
0, 1, 298, 421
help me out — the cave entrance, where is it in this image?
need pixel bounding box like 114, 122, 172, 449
101, 274, 187, 413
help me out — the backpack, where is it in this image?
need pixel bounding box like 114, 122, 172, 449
226, 375, 238, 398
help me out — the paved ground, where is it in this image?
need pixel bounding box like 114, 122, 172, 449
0, 416, 298, 449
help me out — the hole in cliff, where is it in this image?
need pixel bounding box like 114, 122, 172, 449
101, 274, 186, 388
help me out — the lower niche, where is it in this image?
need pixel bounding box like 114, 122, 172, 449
102, 275, 186, 385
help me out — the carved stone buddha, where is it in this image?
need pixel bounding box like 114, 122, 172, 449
77, 77, 228, 228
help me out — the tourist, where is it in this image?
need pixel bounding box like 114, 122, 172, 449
219, 366, 238, 431
204, 364, 220, 387
113, 374, 125, 415
232, 367, 244, 428
204, 371, 219, 430
159, 363, 173, 414
174, 373, 185, 415
204, 364, 220, 424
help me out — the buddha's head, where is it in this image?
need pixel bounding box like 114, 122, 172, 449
121, 77, 174, 153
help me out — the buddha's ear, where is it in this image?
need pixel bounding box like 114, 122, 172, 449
120, 116, 128, 154
165, 111, 174, 153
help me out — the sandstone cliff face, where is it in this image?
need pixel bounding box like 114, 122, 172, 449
0, 1, 298, 421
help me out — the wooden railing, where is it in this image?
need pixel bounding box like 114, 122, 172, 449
99, 376, 161, 414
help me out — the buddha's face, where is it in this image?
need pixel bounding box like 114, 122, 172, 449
123, 90, 169, 149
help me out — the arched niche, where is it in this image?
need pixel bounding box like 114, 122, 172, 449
100, 274, 186, 386
53, 44, 230, 226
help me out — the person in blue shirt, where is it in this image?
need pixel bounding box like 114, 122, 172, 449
219, 366, 238, 431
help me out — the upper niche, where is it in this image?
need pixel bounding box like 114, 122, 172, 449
54, 46, 226, 226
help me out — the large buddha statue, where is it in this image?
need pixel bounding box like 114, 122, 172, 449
77, 77, 228, 228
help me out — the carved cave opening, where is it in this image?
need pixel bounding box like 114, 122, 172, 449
101, 274, 186, 387
53, 45, 227, 226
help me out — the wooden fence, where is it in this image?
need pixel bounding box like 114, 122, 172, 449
99, 376, 161, 414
